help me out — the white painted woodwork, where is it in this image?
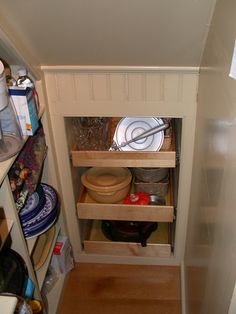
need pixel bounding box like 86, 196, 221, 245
43, 66, 198, 265
43, 68, 198, 117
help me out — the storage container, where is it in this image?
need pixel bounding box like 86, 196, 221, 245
81, 167, 132, 203
132, 167, 169, 183
134, 177, 169, 198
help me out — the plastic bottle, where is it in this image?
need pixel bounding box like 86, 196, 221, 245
16, 67, 40, 113
16, 67, 34, 88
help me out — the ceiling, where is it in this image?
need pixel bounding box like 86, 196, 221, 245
0, 0, 216, 67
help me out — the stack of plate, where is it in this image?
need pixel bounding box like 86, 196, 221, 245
19, 183, 59, 239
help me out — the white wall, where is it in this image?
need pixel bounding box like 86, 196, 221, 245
184, 1, 236, 313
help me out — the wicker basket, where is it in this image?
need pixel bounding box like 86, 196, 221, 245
134, 176, 169, 198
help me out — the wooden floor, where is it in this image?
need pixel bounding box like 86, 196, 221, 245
58, 263, 182, 314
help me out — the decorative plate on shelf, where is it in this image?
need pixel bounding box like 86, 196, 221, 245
20, 183, 59, 239
19, 184, 46, 221
113, 117, 165, 151
21, 184, 58, 228
22, 203, 59, 232
23, 215, 58, 239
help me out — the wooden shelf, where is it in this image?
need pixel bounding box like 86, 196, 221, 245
77, 185, 174, 223
83, 220, 171, 258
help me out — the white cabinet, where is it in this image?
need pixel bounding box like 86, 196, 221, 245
43, 67, 197, 266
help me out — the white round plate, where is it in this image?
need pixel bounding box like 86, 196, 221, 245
114, 117, 164, 151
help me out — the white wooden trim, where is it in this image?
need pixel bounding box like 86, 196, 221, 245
44, 70, 198, 117
41, 65, 199, 74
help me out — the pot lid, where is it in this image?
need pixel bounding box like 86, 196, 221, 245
81, 167, 132, 192
114, 117, 165, 151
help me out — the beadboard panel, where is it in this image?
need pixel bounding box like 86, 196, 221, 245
43, 68, 198, 117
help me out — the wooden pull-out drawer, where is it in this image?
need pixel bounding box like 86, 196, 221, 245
71, 118, 176, 168
71, 150, 176, 168
83, 220, 172, 258
77, 185, 174, 222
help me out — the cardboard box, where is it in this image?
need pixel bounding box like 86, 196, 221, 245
9, 87, 39, 136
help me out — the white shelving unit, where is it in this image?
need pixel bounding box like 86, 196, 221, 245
0, 26, 67, 314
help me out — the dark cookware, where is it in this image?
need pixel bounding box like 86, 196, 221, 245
0, 248, 28, 297
101, 220, 158, 247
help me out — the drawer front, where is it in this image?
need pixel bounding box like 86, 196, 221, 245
78, 203, 174, 222
72, 151, 176, 168
83, 221, 172, 258
77, 185, 174, 222
83, 241, 171, 258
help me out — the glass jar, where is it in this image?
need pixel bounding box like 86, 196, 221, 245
71, 117, 111, 151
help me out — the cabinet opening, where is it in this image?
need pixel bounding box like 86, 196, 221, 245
64, 116, 182, 259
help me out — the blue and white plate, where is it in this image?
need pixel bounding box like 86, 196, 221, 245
21, 183, 58, 228
19, 184, 46, 221
23, 209, 59, 235
23, 215, 58, 239
23, 203, 59, 232
22, 183, 60, 239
